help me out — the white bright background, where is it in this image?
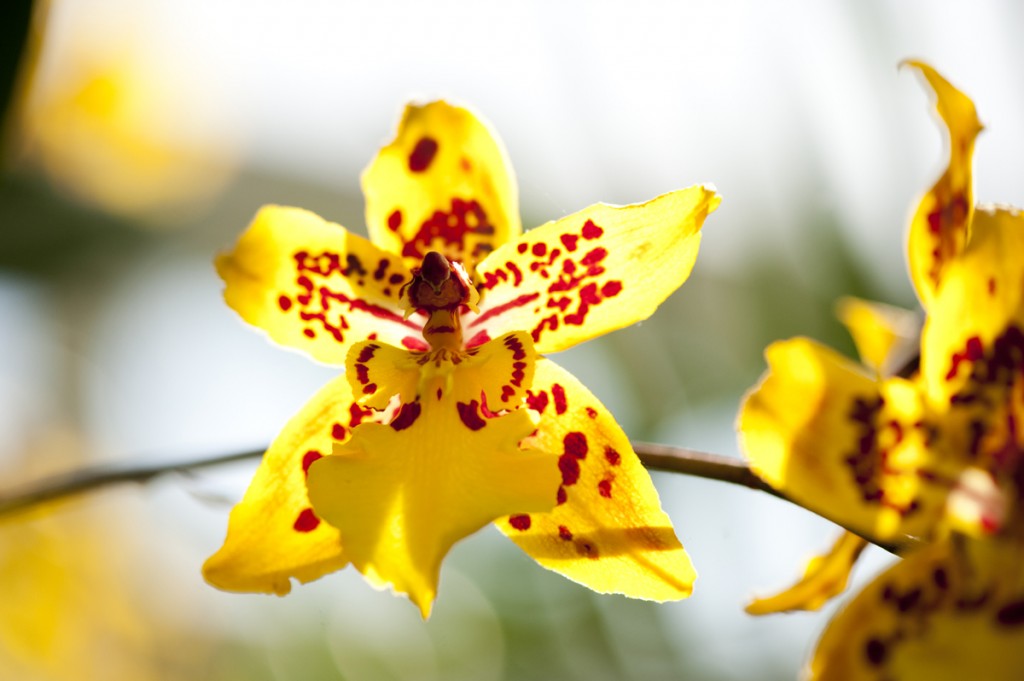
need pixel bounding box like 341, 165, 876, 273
5, 1, 1024, 679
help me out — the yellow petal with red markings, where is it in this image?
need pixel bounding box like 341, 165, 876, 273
346, 331, 537, 411
920, 206, 1024, 410
362, 101, 520, 275
746, 531, 867, 615
306, 334, 556, 618
836, 297, 920, 377
216, 205, 427, 366
468, 186, 719, 354
808, 534, 1024, 681
203, 374, 384, 594
903, 60, 983, 310
739, 338, 947, 541
497, 357, 695, 601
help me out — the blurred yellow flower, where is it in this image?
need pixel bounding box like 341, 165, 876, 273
0, 431, 210, 681
739, 62, 1024, 679
204, 99, 719, 616
8, 0, 234, 220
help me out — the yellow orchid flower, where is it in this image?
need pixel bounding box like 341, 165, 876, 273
739, 62, 1024, 678
204, 100, 720, 617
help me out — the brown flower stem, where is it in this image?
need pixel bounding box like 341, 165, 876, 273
0, 442, 907, 553
0, 449, 263, 517
634, 442, 909, 555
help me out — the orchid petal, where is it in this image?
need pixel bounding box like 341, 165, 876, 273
217, 205, 425, 366
904, 61, 983, 309
469, 186, 719, 354
362, 101, 521, 275
497, 357, 695, 601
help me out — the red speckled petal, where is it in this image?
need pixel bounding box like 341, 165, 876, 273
739, 338, 957, 542
307, 341, 556, 618
203, 374, 385, 595
468, 186, 719, 354
497, 357, 696, 601
217, 205, 425, 367
904, 61, 982, 310
809, 534, 1024, 681
347, 331, 537, 413
363, 101, 521, 275
921, 207, 1024, 410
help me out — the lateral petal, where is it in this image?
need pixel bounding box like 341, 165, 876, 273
497, 357, 696, 601
203, 374, 384, 594
808, 535, 1024, 680
739, 338, 948, 541
468, 186, 720, 354
362, 101, 521, 275
904, 60, 983, 309
216, 205, 424, 367
746, 531, 867, 615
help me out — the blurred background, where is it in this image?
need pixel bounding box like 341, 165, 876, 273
2, 1, 1023, 679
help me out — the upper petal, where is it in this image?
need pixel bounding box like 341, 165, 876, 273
497, 357, 696, 601
306, 335, 558, 618
808, 534, 1024, 681
904, 61, 983, 310
739, 338, 948, 541
921, 206, 1024, 410
203, 374, 385, 594
468, 186, 720, 354
362, 101, 521, 275
217, 205, 425, 366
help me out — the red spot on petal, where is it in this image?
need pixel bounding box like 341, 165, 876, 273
506, 261, 523, 286
363, 383, 377, 394
349, 403, 374, 427
560, 233, 579, 252
582, 220, 603, 239
532, 242, 547, 257
466, 329, 491, 348
988, 277, 997, 296
278, 295, 293, 311
564, 431, 588, 459
598, 479, 613, 498
581, 247, 608, 267
604, 446, 621, 466
390, 402, 422, 431
556, 486, 568, 505
509, 514, 531, 531
601, 280, 623, 298
517, 242, 528, 254
302, 450, 323, 475
402, 336, 430, 351
293, 508, 320, 533
408, 137, 438, 172
332, 423, 347, 440
388, 209, 403, 231
303, 328, 316, 339
586, 407, 598, 419
457, 400, 487, 431
558, 454, 581, 486
558, 525, 573, 541
526, 390, 549, 413
552, 384, 568, 414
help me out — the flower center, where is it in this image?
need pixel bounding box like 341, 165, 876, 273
402, 251, 480, 352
